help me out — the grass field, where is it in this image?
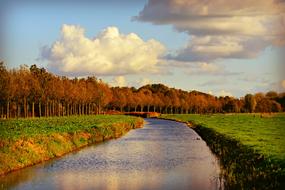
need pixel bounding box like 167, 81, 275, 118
160, 113, 285, 160
0, 115, 143, 176
160, 113, 285, 189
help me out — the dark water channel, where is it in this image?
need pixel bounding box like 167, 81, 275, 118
0, 119, 223, 190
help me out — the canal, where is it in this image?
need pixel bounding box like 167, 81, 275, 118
0, 119, 223, 190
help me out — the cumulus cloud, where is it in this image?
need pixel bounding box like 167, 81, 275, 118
41, 24, 166, 76
136, 0, 285, 62
111, 76, 127, 87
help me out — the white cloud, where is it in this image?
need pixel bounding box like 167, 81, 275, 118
218, 90, 233, 97
136, 0, 285, 37
128, 77, 154, 88
193, 62, 220, 73
165, 60, 240, 75
282, 80, 285, 89
168, 35, 269, 61
111, 76, 127, 87
136, 0, 285, 62
179, 62, 240, 76
41, 24, 166, 76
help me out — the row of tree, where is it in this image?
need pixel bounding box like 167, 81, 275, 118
0, 63, 284, 118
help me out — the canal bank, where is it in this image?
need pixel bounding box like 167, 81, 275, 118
0, 115, 144, 176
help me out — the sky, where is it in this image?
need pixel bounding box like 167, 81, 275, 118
1, 0, 285, 97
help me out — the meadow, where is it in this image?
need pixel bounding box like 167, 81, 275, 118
0, 115, 143, 176
160, 113, 285, 189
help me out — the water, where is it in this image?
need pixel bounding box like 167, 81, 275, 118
0, 119, 223, 190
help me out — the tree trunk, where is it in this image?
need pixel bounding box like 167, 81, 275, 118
58, 102, 61, 117
6, 101, 10, 119
67, 103, 69, 116
88, 103, 90, 114
78, 104, 80, 115
45, 102, 47, 117
23, 98, 27, 118
39, 101, 42, 117
17, 104, 20, 118
32, 102, 35, 118
72, 103, 74, 115
52, 100, 55, 117
27, 104, 30, 117
1, 106, 3, 118
49, 101, 52, 116
47, 102, 50, 116
62, 104, 64, 116
82, 104, 84, 115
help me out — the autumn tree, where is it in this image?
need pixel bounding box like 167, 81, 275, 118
0, 62, 10, 118
244, 94, 256, 113
1, 64, 284, 119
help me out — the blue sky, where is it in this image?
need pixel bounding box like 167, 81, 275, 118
1, 0, 284, 97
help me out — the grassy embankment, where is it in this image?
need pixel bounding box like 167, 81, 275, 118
0, 115, 143, 176
160, 113, 285, 189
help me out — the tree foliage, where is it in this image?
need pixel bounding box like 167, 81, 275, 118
0, 64, 284, 118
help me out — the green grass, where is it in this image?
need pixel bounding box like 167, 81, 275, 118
160, 113, 285, 189
0, 115, 141, 140
161, 113, 285, 160
0, 115, 143, 175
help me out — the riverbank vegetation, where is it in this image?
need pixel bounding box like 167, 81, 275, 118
160, 113, 285, 189
0, 115, 143, 176
1, 63, 284, 119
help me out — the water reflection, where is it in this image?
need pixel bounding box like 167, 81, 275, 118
0, 119, 223, 190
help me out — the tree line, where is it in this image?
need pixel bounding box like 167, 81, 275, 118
0, 62, 284, 119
